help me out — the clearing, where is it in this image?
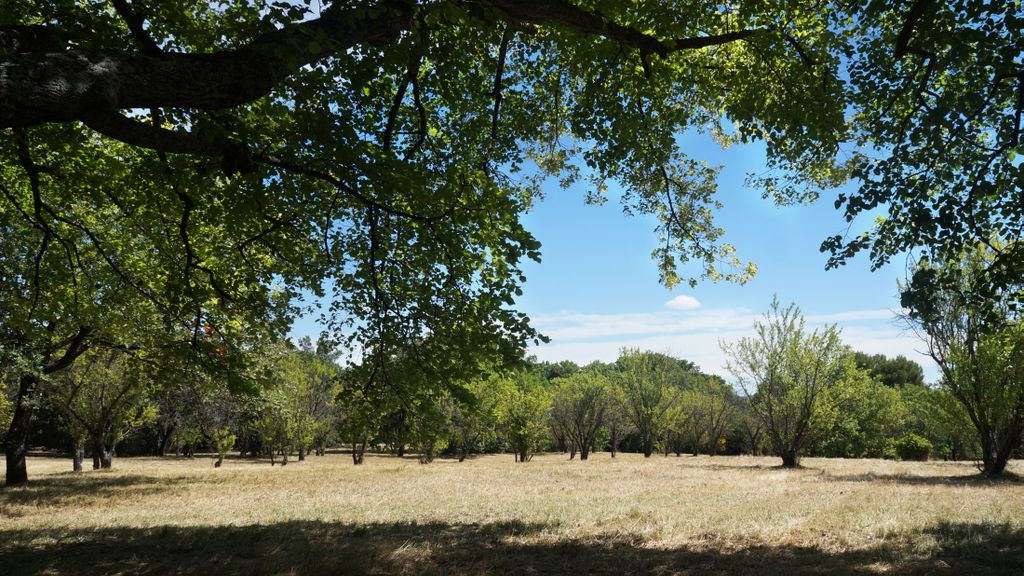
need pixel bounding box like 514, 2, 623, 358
1, 453, 1022, 575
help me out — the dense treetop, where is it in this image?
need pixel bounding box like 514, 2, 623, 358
2, 1, 1023, 484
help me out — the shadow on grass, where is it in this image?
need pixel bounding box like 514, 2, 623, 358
0, 473, 192, 507
1, 519, 1022, 575
823, 471, 1023, 487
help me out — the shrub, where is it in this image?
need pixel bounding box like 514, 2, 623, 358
211, 428, 237, 468
895, 433, 932, 461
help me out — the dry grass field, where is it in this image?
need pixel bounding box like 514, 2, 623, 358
1, 452, 1022, 575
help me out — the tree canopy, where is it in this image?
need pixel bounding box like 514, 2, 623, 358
3, 0, 1024, 483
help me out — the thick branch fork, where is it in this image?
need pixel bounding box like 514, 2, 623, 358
0, 4, 413, 127
1, 1, 759, 131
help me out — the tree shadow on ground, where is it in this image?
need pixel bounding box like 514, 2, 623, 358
822, 471, 1023, 487
0, 473, 192, 507
1, 519, 1021, 576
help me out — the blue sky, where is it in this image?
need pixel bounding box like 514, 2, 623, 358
516, 132, 938, 382
290, 132, 937, 382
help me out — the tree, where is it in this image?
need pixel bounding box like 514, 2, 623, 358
901, 244, 1024, 476
493, 373, 549, 463
828, 1, 1024, 305
723, 299, 850, 468
615, 349, 679, 458
852, 353, 925, 389
278, 338, 343, 460
49, 348, 157, 469
679, 374, 736, 456
447, 384, 497, 462
603, 382, 631, 458
815, 367, 906, 459
7, 1, 1017, 487
901, 384, 978, 461
211, 427, 236, 468
0, 2, 845, 301
550, 371, 609, 460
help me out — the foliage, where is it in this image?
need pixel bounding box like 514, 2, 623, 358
816, 367, 905, 459
7, 1, 1024, 487
549, 370, 610, 460
0, 387, 11, 445
852, 353, 925, 389
901, 384, 979, 461
831, 1, 1024, 306
493, 372, 550, 462
48, 349, 158, 469
615, 349, 682, 458
901, 243, 1024, 475
211, 427, 237, 467
895, 433, 933, 462
723, 298, 850, 467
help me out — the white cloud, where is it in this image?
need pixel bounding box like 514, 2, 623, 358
527, 306, 938, 382
665, 294, 701, 311
531, 308, 757, 341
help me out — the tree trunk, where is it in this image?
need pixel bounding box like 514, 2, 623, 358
72, 439, 84, 472
156, 424, 174, 457
298, 446, 305, 461
580, 445, 589, 460
352, 437, 365, 465
90, 433, 107, 469
980, 437, 1013, 476
4, 373, 39, 486
569, 443, 576, 460
780, 450, 801, 468
643, 440, 653, 458
99, 445, 113, 469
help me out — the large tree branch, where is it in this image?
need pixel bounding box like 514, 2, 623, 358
82, 111, 255, 173
42, 326, 94, 374
1, 0, 765, 130
481, 0, 761, 56
0, 2, 414, 128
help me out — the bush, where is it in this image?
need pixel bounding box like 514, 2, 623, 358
895, 433, 932, 461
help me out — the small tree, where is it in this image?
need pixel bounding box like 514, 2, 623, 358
550, 371, 610, 461
616, 349, 679, 458
50, 349, 156, 469
211, 427, 236, 468
723, 298, 848, 468
448, 379, 498, 462
815, 366, 906, 459
494, 373, 549, 463
901, 244, 1024, 476
604, 384, 631, 458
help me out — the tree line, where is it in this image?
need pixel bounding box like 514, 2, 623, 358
3, 0, 1023, 486
6, 279, 1018, 475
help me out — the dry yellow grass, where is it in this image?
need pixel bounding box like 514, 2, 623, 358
1, 452, 1022, 575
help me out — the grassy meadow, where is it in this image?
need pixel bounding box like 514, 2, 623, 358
1, 453, 1022, 575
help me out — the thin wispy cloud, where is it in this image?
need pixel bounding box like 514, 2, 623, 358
528, 305, 936, 381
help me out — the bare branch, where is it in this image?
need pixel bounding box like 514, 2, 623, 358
109, 0, 162, 54
894, 0, 935, 59
491, 25, 514, 140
